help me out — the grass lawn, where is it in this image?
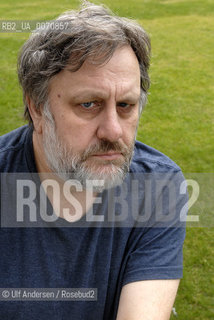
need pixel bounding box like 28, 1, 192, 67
0, 0, 213, 318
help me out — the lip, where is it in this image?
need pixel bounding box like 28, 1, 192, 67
91, 152, 123, 160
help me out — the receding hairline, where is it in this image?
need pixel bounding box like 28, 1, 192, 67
47, 45, 141, 104
17, 1, 151, 125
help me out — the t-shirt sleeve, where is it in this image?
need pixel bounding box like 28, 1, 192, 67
122, 170, 187, 286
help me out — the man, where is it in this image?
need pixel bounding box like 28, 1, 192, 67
0, 2, 187, 319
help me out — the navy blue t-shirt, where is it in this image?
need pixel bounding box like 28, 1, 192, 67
0, 126, 186, 319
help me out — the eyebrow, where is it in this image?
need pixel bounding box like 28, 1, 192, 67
69, 90, 141, 104
71, 91, 106, 103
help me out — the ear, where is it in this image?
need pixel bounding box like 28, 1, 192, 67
26, 96, 43, 134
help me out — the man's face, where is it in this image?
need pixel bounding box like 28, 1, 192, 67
41, 45, 141, 189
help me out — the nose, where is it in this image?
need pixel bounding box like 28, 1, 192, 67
96, 106, 123, 142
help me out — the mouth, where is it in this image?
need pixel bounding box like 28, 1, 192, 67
91, 152, 123, 161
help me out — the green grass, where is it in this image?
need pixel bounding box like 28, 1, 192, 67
0, 0, 214, 319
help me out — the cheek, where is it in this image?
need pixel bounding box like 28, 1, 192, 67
122, 118, 138, 144
124, 114, 139, 132
57, 121, 97, 151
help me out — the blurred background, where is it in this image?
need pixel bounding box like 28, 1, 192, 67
0, 0, 213, 318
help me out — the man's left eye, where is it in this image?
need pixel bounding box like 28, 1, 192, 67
118, 102, 135, 110
118, 103, 129, 108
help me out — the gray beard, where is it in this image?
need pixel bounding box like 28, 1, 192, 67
42, 108, 135, 192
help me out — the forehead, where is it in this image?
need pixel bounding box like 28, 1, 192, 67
49, 45, 141, 99
69, 45, 140, 76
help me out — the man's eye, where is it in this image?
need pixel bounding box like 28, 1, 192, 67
118, 102, 129, 108
80, 102, 95, 109
117, 102, 135, 110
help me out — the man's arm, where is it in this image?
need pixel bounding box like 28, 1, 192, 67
116, 279, 180, 320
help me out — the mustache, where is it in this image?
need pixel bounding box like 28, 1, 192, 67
81, 140, 130, 161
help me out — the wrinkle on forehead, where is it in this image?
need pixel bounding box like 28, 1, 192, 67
66, 45, 140, 80
49, 45, 141, 101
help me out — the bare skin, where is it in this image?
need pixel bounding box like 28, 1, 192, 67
28, 45, 141, 221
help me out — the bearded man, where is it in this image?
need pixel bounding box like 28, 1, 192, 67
0, 2, 187, 319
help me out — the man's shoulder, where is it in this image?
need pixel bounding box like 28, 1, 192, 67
131, 140, 181, 172
0, 125, 29, 152
0, 125, 31, 172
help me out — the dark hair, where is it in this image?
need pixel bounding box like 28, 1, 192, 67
18, 1, 151, 125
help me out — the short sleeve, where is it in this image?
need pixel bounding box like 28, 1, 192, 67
122, 170, 187, 286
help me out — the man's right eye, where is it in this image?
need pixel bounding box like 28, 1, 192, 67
80, 102, 96, 109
